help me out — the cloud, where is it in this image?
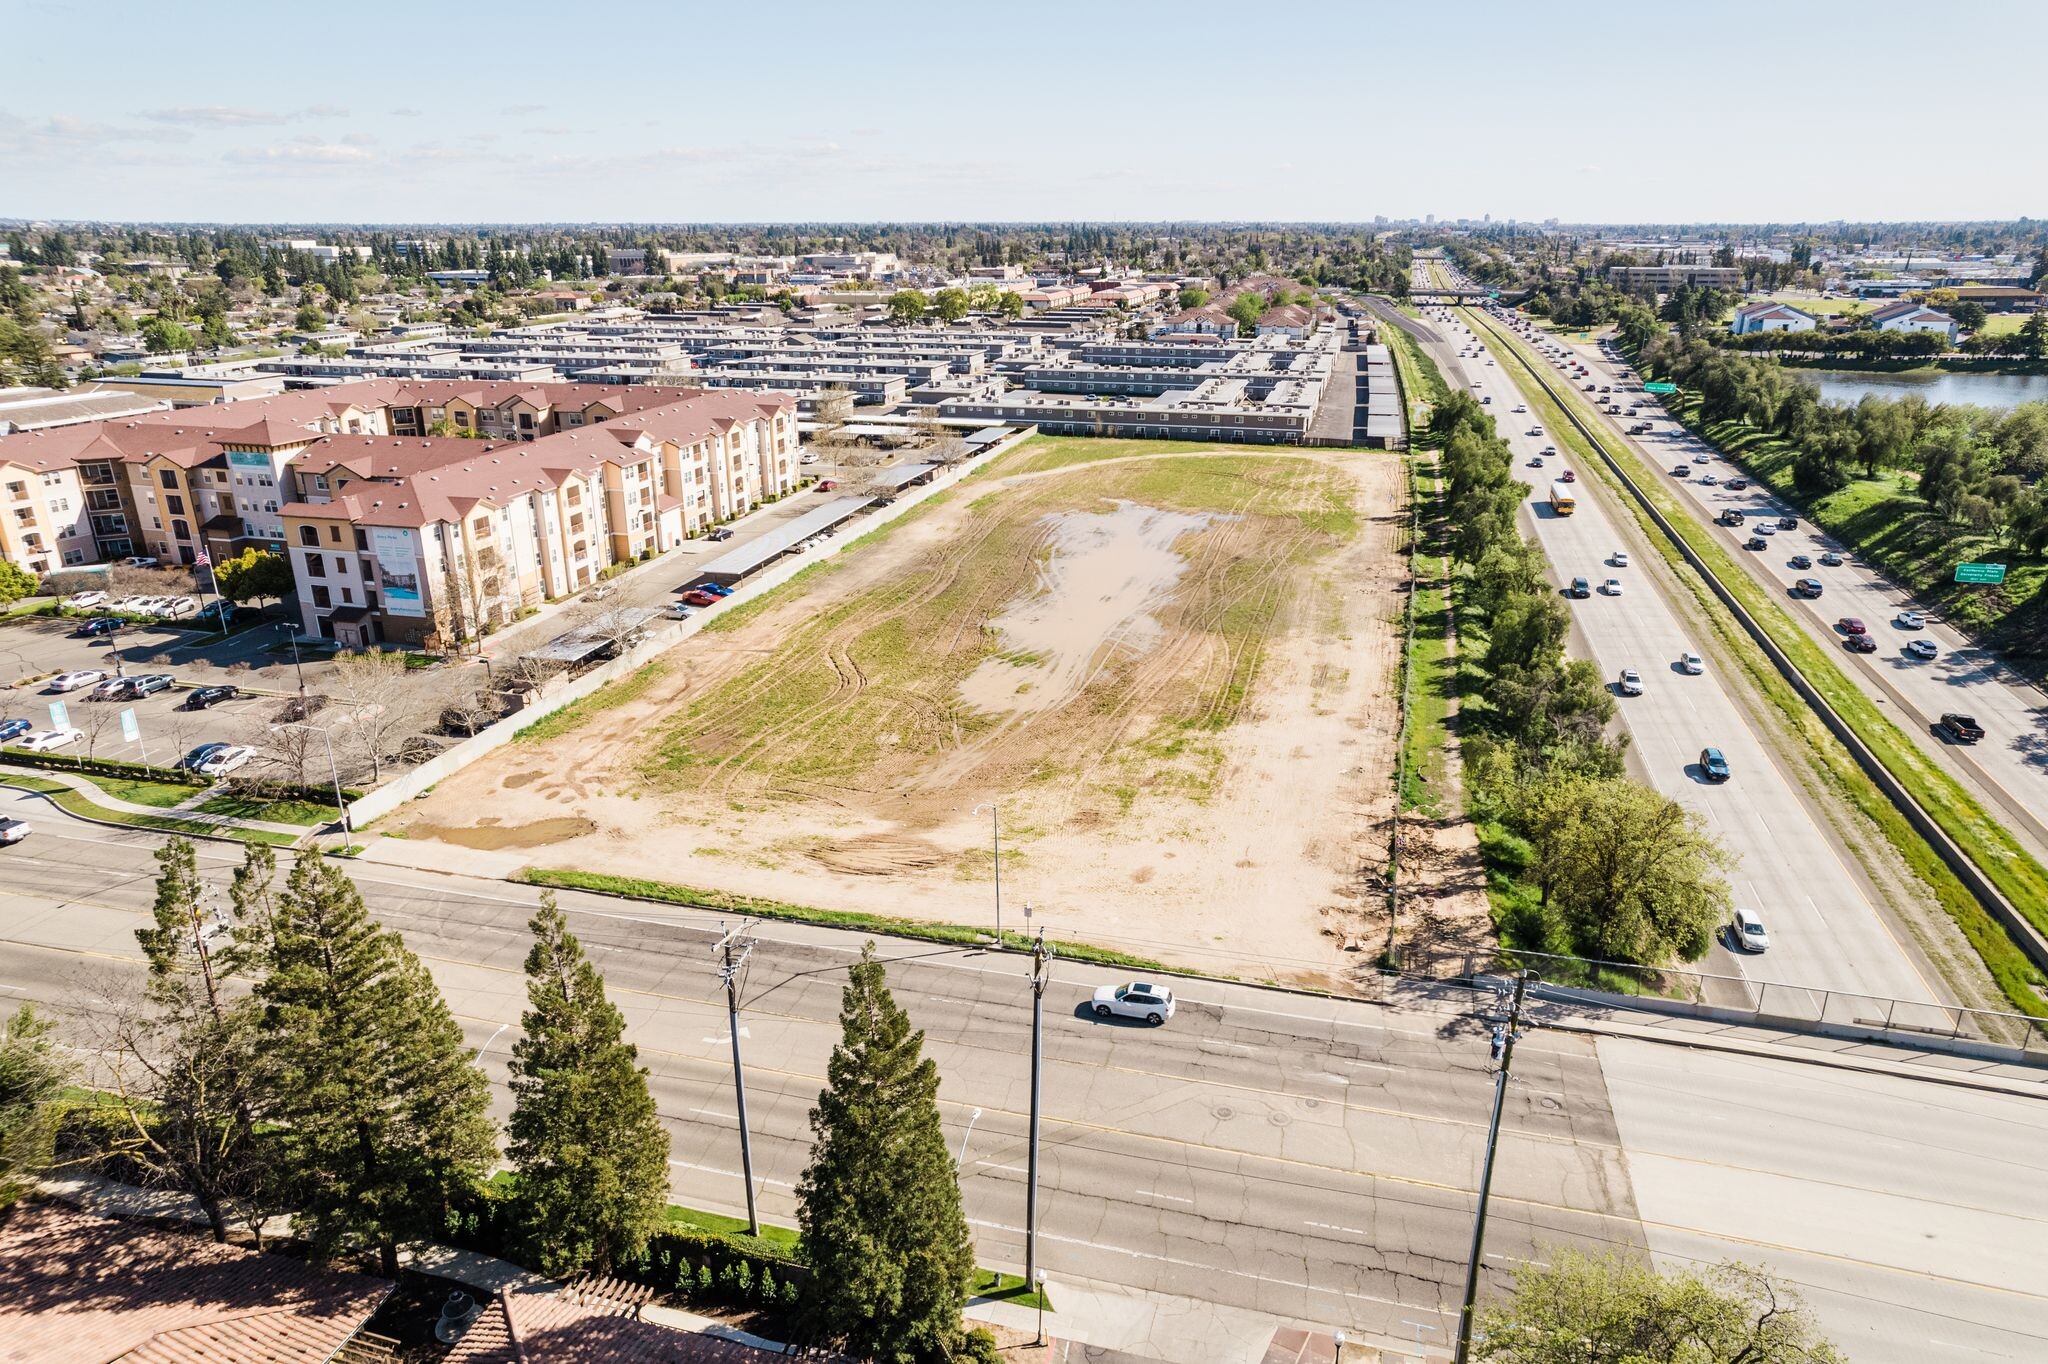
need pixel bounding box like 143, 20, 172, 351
391, 107, 424, 117
0, 110, 194, 154
224, 142, 374, 165
521, 125, 594, 137
301, 103, 350, 118
143, 106, 289, 127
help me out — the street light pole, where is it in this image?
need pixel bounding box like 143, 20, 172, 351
278, 623, 306, 699
291, 723, 352, 848
955, 1107, 983, 1170
716, 921, 761, 1237
1025, 928, 1052, 1287
1454, 969, 1535, 1364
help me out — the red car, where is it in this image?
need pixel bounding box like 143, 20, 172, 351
817, 479, 839, 491
681, 590, 720, 607
1559, 470, 1576, 482
1838, 617, 1867, 635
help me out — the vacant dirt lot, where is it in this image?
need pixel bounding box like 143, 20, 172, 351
396, 440, 1408, 982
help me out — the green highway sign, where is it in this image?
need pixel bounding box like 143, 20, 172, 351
1955, 562, 2007, 585
1643, 382, 1678, 394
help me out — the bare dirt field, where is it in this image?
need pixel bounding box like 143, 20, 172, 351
394, 439, 1408, 983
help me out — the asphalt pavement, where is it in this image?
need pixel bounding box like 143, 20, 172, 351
0, 797, 2039, 1363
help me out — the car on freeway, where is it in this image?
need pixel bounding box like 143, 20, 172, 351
1789, 555, 1812, 570
1479, 395, 1492, 405
1559, 469, 1576, 482
1819, 551, 1843, 566
1941, 712, 1985, 743
17, 727, 83, 752
1609, 550, 1630, 567
680, 590, 720, 607
1672, 463, 1691, 477
1793, 578, 1824, 598
1731, 907, 1770, 953
1527, 427, 1543, 437
1727, 478, 1750, 490
706, 527, 736, 542
0, 817, 29, 847
666, 603, 695, 620
1601, 578, 1623, 595
1527, 457, 1545, 468
692, 583, 735, 598
1906, 638, 1939, 660
1699, 747, 1732, 783
1844, 634, 1878, 653
1700, 473, 1718, 485
1091, 981, 1177, 1025
1745, 536, 1768, 550
1512, 404, 1527, 413
76, 617, 122, 637
47, 670, 107, 693
1568, 577, 1591, 599
1838, 617, 1867, 635
1777, 516, 1799, 530
194, 744, 257, 777
1754, 523, 1776, 535
1897, 610, 1925, 629
1693, 453, 1711, 464
1618, 668, 1644, 696
1541, 445, 1558, 455
1680, 651, 1705, 674
183, 685, 240, 709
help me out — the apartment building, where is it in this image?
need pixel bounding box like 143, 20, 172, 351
1605, 265, 1742, 291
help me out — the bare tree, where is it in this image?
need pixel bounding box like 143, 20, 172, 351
327, 649, 432, 783
75, 700, 125, 763
256, 721, 323, 791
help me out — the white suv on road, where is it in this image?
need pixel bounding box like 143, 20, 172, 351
1091, 981, 1177, 1025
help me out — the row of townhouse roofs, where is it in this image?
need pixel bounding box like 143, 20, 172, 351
1726, 293, 2046, 339
0, 378, 800, 649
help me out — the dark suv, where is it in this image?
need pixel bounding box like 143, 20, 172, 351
1699, 747, 1732, 782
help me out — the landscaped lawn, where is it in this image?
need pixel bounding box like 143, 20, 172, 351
194, 793, 342, 826
88, 773, 206, 808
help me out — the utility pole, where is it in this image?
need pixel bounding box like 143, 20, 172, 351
973, 801, 1004, 945
1454, 969, 1536, 1364
1025, 928, 1052, 1285
716, 921, 761, 1237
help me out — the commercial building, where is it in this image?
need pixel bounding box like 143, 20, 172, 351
1729, 302, 1818, 335
1868, 302, 1960, 342
1606, 265, 1742, 291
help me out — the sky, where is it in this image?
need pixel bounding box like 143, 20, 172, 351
3, 0, 2045, 225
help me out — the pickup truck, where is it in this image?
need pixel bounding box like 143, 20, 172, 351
1940, 713, 1985, 744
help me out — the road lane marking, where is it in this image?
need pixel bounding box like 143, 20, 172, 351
668, 1158, 792, 1189
1135, 1190, 1192, 1204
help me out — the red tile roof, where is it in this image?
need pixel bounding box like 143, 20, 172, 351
0, 1202, 390, 1364
444, 1285, 785, 1364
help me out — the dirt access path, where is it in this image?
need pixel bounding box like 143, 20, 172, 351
396, 443, 1408, 985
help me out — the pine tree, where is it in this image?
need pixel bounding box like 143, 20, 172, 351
796, 943, 974, 1363
507, 892, 670, 1277
256, 851, 495, 1274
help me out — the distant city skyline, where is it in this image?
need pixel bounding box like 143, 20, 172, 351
2, 0, 2043, 224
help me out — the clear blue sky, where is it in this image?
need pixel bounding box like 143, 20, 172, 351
3, 0, 2043, 224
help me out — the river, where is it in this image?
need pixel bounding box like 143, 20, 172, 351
1795, 367, 2048, 410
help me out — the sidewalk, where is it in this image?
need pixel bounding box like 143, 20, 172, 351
0, 761, 309, 838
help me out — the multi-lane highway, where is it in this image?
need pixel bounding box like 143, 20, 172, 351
0, 795, 2040, 1362
1394, 303, 1945, 1012
1543, 326, 2048, 861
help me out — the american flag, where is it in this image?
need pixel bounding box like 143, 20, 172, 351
194, 550, 210, 567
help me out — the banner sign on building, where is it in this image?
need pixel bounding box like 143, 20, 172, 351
369, 526, 425, 616
227, 448, 273, 472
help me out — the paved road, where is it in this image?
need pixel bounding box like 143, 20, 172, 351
1550, 329, 2048, 864
1415, 308, 1944, 1014
0, 797, 2040, 1362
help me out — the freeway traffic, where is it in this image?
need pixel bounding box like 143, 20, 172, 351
1402, 303, 1948, 1013
0, 794, 2041, 1362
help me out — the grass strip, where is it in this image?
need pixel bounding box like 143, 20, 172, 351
193, 793, 341, 827
514, 661, 669, 744
0, 774, 301, 847
1400, 455, 1452, 816
82, 773, 204, 808
516, 868, 1165, 972
1469, 310, 2048, 1015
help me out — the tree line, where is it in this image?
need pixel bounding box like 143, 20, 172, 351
1430, 392, 1732, 965
0, 840, 990, 1363
1638, 333, 2048, 546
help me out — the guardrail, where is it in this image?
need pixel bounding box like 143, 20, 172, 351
1462, 306, 2048, 980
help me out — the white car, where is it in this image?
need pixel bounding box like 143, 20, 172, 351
47, 670, 108, 693
67, 591, 108, 609
799, 453, 820, 465
1897, 610, 1925, 629
1700, 473, 1718, 485
195, 744, 257, 777
1732, 906, 1770, 953
1693, 453, 1711, 464
1609, 550, 1630, 568
113, 596, 155, 612
0, 817, 30, 846
17, 727, 83, 752
1512, 404, 1527, 413
1601, 578, 1623, 596
88, 676, 131, 700
1680, 651, 1705, 675
1618, 668, 1644, 696
666, 603, 695, 620
1091, 981, 1178, 1025
1906, 638, 1939, 660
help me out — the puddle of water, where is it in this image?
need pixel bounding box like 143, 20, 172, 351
959, 501, 1221, 715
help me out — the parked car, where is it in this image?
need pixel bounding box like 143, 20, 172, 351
118, 555, 159, 568
178, 742, 230, 771
76, 617, 123, 637
184, 684, 240, 709
67, 591, 107, 609
1838, 617, 1867, 635
1941, 712, 1985, 743
1906, 638, 1939, 660
47, 670, 107, 693
1731, 907, 1770, 954
89, 676, 133, 700
17, 727, 83, 752
1896, 610, 1925, 629
817, 479, 839, 491
680, 590, 720, 607
127, 673, 174, 697
706, 528, 735, 542
0, 818, 29, 847
1699, 747, 1732, 782
583, 582, 617, 602
1618, 668, 1644, 696
1090, 981, 1177, 1025
692, 583, 734, 598
666, 603, 695, 620
195, 744, 257, 777
0, 718, 33, 744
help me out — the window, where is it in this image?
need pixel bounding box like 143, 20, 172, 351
354, 528, 368, 551
311, 584, 331, 608
305, 554, 326, 577
333, 554, 349, 576
165, 495, 184, 515
159, 469, 178, 489
341, 587, 354, 604
299, 525, 319, 546
328, 525, 341, 543
171, 519, 189, 540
